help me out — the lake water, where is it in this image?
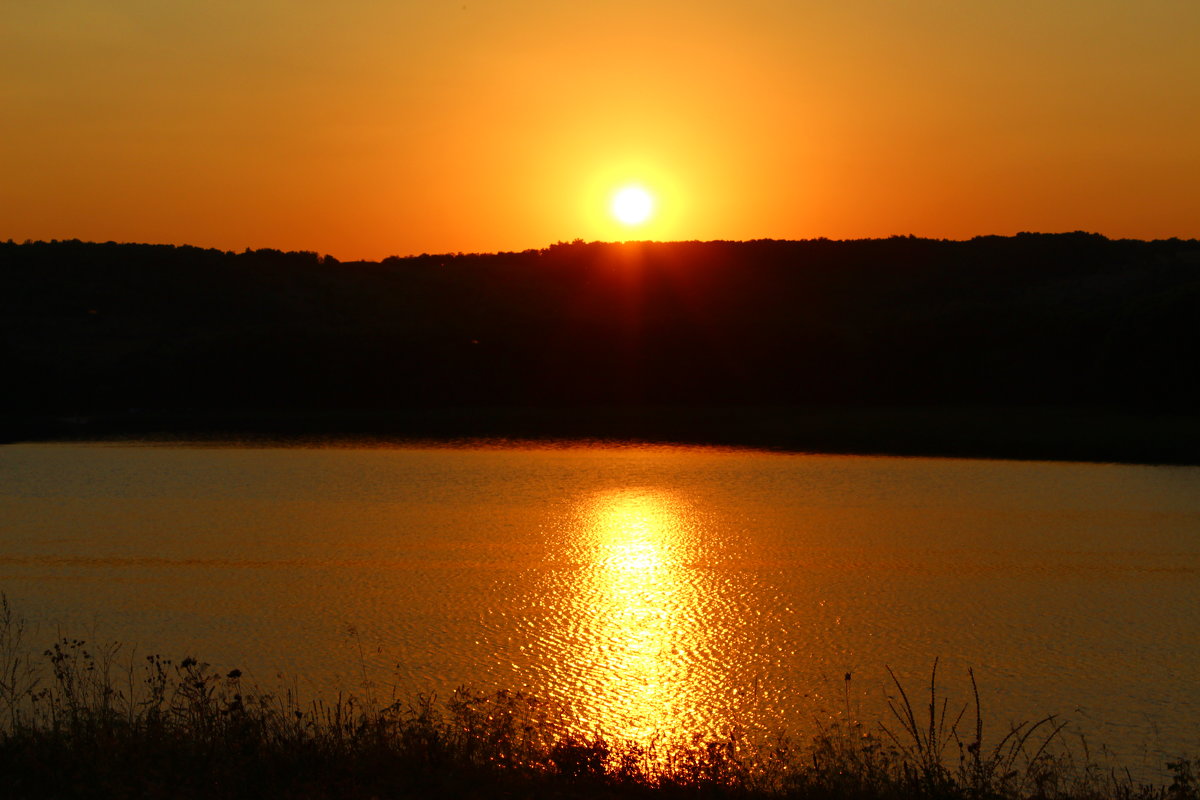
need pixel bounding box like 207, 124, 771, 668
1, 441, 1198, 773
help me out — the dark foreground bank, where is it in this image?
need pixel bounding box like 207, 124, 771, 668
0, 599, 1196, 800
5, 405, 1200, 465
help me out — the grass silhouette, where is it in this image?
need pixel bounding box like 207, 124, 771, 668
0, 596, 1194, 799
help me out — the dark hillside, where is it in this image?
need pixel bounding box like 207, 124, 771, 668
3, 234, 1199, 455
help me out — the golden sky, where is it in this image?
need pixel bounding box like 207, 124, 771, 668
3, 0, 1198, 259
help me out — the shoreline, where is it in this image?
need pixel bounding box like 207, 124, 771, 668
4, 404, 1198, 465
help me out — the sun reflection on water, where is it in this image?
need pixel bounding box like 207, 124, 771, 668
559, 487, 714, 744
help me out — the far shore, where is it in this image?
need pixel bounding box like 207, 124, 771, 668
4, 404, 1198, 466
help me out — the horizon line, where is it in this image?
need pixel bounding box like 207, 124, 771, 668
7, 230, 1200, 264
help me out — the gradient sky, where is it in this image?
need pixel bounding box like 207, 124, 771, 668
3, 0, 1198, 259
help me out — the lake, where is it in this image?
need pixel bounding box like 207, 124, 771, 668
1, 441, 1197, 774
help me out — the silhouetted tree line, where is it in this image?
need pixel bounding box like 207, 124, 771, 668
2, 233, 1198, 415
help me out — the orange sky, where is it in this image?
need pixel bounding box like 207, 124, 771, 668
3, 1, 1198, 259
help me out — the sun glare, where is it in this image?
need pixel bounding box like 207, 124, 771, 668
611, 185, 655, 226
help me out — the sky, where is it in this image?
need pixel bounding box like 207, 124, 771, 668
3, 0, 1199, 259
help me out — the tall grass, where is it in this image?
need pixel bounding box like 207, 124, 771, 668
0, 595, 1194, 799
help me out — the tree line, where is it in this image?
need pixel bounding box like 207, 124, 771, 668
2, 233, 1198, 416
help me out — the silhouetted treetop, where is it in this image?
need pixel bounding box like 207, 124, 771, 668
2, 234, 1198, 413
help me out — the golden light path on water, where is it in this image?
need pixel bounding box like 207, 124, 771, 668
566, 488, 707, 742
502, 484, 771, 754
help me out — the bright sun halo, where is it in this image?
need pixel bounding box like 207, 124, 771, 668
611, 185, 655, 226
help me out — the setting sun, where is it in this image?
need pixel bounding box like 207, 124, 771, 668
611, 186, 655, 226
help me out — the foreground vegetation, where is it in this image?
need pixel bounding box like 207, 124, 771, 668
0, 598, 1194, 800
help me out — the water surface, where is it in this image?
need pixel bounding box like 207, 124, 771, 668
1, 441, 1197, 771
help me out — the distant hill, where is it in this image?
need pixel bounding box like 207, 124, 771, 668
3, 234, 1199, 457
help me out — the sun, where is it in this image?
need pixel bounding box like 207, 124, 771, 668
611, 185, 655, 226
